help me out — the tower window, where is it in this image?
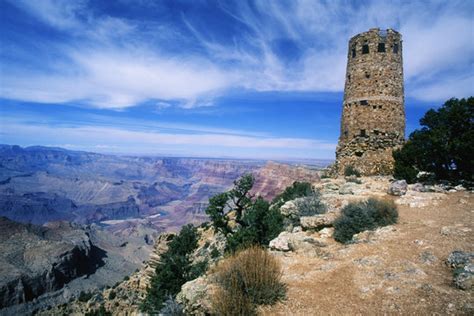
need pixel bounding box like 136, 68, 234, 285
360, 129, 366, 137
365, 72, 370, 79
344, 130, 348, 137
362, 44, 369, 54
347, 74, 351, 82
379, 105, 382, 109
393, 43, 399, 54
352, 47, 356, 58
377, 42, 386, 52
360, 100, 368, 105
373, 105, 377, 109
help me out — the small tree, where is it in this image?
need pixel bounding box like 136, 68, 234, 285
205, 174, 284, 253
393, 97, 473, 183
142, 224, 202, 313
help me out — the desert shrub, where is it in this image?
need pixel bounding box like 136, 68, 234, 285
344, 165, 361, 177
108, 290, 116, 300
211, 246, 286, 315
142, 224, 202, 313
334, 198, 398, 243
210, 247, 220, 259
159, 295, 185, 316
271, 181, 313, 209
295, 191, 326, 216
85, 305, 111, 316
226, 197, 284, 253
78, 291, 93, 302
123, 275, 129, 281
394, 97, 473, 183
205, 174, 284, 253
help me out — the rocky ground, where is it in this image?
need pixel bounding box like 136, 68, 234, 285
39, 176, 473, 315
261, 177, 473, 315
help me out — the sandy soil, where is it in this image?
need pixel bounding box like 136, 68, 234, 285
261, 191, 473, 315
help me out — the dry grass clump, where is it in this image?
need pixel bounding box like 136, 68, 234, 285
211, 246, 286, 315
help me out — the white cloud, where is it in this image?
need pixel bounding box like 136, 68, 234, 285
2, 0, 473, 107
1, 122, 336, 159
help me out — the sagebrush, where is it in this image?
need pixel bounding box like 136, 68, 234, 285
211, 246, 286, 315
334, 198, 398, 243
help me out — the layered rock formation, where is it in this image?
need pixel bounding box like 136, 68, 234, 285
0, 217, 104, 309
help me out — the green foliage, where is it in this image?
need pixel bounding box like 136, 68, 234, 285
78, 291, 93, 302
393, 97, 474, 183
226, 197, 284, 253
85, 305, 111, 316
344, 165, 361, 177
142, 224, 203, 313
271, 181, 314, 209
334, 198, 398, 243
294, 191, 327, 217
205, 174, 284, 253
210, 247, 220, 259
108, 290, 116, 300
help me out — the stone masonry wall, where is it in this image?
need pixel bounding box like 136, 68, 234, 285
336, 28, 405, 175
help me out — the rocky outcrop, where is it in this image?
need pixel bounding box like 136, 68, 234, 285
300, 212, 339, 230
0, 217, 105, 309
446, 251, 474, 290
388, 180, 407, 196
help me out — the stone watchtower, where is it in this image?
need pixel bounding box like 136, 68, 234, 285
335, 28, 405, 175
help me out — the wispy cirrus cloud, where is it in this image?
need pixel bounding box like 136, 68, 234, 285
1, 0, 472, 109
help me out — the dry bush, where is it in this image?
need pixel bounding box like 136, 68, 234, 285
211, 246, 286, 315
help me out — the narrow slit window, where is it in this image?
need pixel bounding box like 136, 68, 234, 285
377, 42, 386, 52
393, 43, 399, 54
360, 100, 368, 105
373, 105, 377, 109
362, 44, 369, 54
360, 129, 366, 137
365, 72, 370, 79
352, 47, 356, 58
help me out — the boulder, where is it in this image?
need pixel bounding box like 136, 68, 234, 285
388, 180, 407, 196
176, 276, 216, 315
279, 200, 299, 218
339, 183, 355, 195
324, 183, 340, 191
269, 232, 291, 251
352, 226, 396, 243
454, 264, 474, 290
300, 212, 338, 230
446, 251, 474, 269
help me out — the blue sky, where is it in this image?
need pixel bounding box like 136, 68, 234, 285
0, 0, 473, 160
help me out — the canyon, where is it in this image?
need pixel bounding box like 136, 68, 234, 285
0, 144, 323, 314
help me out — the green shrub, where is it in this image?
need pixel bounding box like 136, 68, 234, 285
295, 191, 326, 216
226, 197, 283, 253
78, 291, 93, 302
211, 246, 286, 315
271, 181, 313, 209
394, 97, 473, 183
85, 305, 111, 316
142, 224, 203, 313
334, 198, 398, 243
210, 247, 220, 259
108, 290, 116, 300
205, 174, 284, 253
344, 165, 361, 177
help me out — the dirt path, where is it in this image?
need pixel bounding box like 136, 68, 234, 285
262, 191, 473, 315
